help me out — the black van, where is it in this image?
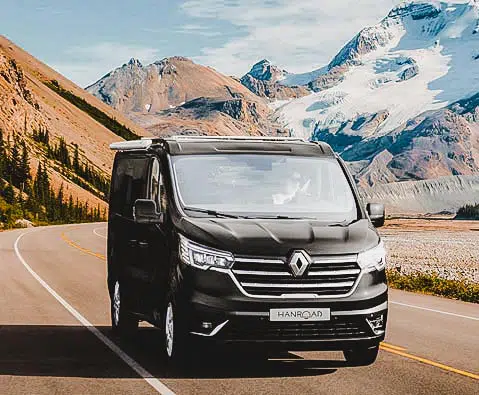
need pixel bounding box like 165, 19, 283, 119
107, 136, 388, 366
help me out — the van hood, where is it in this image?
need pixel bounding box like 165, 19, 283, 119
177, 217, 379, 256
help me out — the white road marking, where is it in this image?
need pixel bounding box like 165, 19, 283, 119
13, 231, 175, 395
390, 301, 479, 321
93, 227, 107, 239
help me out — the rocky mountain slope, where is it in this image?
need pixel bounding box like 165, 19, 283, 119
0, 35, 149, 220
360, 174, 479, 213
240, 59, 310, 100
87, 57, 284, 136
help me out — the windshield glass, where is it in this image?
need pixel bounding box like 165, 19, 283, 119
171, 154, 358, 222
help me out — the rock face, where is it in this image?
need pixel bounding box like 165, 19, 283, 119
87, 56, 265, 113
360, 175, 479, 214
0, 35, 148, 210
145, 96, 287, 137
87, 56, 282, 136
240, 59, 310, 99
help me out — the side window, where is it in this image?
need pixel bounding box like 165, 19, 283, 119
149, 157, 167, 213
111, 155, 149, 218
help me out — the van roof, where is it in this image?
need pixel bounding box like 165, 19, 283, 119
110, 136, 335, 157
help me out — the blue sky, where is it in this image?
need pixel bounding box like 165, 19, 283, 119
2, 0, 399, 87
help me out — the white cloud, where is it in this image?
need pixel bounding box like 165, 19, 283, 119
181, 0, 401, 76
51, 42, 162, 87
175, 24, 221, 37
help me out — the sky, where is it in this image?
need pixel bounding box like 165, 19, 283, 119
1, 0, 400, 87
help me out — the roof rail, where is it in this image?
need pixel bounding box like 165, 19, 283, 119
110, 139, 152, 151
110, 135, 313, 151
166, 135, 308, 142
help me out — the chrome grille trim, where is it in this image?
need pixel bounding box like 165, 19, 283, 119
235, 258, 284, 264
231, 253, 361, 298
312, 256, 357, 264
233, 270, 290, 276
308, 269, 360, 276
242, 281, 355, 288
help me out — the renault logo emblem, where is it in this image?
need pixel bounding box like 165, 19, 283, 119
287, 250, 311, 277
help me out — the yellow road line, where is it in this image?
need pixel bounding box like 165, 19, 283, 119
380, 345, 479, 380
61, 232, 106, 261
380, 342, 406, 351
60, 230, 478, 381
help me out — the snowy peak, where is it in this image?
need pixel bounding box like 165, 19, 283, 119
329, 1, 479, 70
388, 1, 442, 20
328, 25, 394, 69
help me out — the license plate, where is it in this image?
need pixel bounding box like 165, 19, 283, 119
269, 308, 331, 322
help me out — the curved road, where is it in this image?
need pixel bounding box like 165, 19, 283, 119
0, 223, 477, 394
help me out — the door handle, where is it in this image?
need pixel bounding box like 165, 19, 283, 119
138, 241, 149, 248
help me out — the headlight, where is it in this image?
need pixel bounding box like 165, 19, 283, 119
179, 235, 234, 270
357, 241, 386, 271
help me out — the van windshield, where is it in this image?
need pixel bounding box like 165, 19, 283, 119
171, 154, 358, 223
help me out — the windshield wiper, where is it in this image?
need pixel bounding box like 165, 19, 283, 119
183, 206, 241, 219
245, 215, 316, 220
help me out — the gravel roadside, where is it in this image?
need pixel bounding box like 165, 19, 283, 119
380, 226, 479, 283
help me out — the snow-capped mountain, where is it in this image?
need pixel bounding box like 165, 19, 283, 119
266, 0, 479, 187
275, 0, 479, 138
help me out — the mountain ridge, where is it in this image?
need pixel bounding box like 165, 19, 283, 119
87, 55, 286, 136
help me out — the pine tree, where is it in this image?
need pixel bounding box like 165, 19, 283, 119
19, 140, 31, 186
73, 143, 80, 173
3, 181, 15, 204
68, 194, 74, 222
0, 128, 5, 178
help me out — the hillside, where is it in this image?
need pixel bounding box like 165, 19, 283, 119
0, 35, 149, 227
86, 57, 285, 136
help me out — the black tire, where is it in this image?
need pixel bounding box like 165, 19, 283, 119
110, 279, 139, 337
343, 345, 379, 366
163, 292, 192, 366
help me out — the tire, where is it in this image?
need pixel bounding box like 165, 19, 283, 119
163, 293, 191, 366
111, 279, 139, 337
343, 345, 379, 366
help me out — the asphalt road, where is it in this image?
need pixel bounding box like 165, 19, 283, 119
0, 223, 478, 395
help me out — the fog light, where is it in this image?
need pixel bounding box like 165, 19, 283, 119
366, 314, 385, 335
201, 321, 213, 330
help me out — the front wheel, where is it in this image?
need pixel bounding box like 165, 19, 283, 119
343, 345, 379, 366
163, 297, 192, 366
111, 280, 139, 337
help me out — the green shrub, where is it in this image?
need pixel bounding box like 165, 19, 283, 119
386, 270, 479, 303
455, 203, 479, 220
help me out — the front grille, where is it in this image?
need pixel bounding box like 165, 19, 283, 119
224, 317, 370, 341
232, 254, 360, 297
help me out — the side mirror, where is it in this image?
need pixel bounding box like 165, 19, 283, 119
366, 203, 385, 228
133, 199, 163, 224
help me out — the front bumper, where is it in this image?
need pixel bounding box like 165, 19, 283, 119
179, 265, 388, 350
